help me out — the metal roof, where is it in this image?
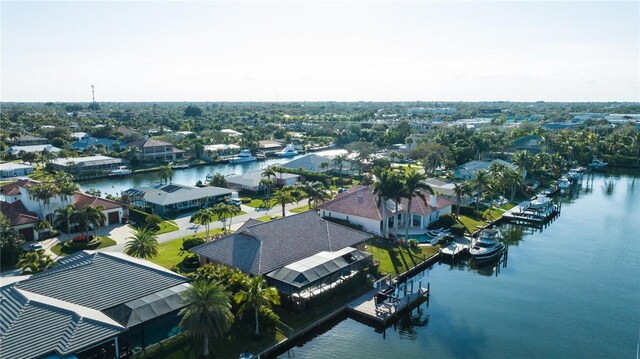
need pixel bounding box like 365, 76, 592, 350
136, 184, 232, 206
266, 247, 371, 288
51, 155, 124, 167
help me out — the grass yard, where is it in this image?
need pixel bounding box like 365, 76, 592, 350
155, 220, 179, 235
149, 228, 223, 269
457, 215, 486, 233
51, 236, 117, 256
290, 203, 311, 213
365, 238, 439, 276
256, 215, 282, 222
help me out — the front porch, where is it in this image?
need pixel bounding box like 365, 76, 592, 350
385, 213, 437, 236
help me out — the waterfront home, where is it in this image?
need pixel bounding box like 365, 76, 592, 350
226, 170, 300, 193
318, 185, 453, 236
49, 155, 127, 175
129, 137, 185, 162
122, 184, 232, 215
6, 144, 61, 157
0, 200, 41, 241
71, 136, 126, 152
70, 131, 90, 141
454, 159, 523, 180
0, 179, 127, 226
281, 153, 332, 172
259, 139, 284, 151
0, 251, 191, 359
221, 128, 243, 137
510, 135, 545, 154
425, 178, 475, 206
10, 134, 49, 146
0, 162, 34, 179
190, 211, 372, 280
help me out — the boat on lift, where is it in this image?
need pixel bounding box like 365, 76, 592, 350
558, 177, 571, 190
276, 144, 298, 157
110, 166, 132, 176
470, 229, 504, 261
587, 158, 608, 169
229, 149, 257, 164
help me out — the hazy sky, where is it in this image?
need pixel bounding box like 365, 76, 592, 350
2, 1, 639, 102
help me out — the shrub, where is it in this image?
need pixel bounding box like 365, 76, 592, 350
66, 236, 102, 249
450, 223, 466, 236
182, 237, 205, 251
454, 205, 479, 217
241, 197, 251, 204
429, 213, 456, 229
72, 234, 92, 243
258, 306, 280, 334
407, 239, 420, 248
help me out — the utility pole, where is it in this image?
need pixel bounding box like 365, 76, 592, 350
91, 85, 96, 110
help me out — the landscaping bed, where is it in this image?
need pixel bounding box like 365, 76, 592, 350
51, 236, 116, 256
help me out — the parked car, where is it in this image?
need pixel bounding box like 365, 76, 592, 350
29, 243, 44, 252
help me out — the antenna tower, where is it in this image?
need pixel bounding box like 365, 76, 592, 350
91, 85, 96, 104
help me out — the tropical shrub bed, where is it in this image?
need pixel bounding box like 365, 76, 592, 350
66, 235, 102, 249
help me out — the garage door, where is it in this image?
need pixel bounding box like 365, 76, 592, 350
19, 228, 35, 241
108, 212, 120, 225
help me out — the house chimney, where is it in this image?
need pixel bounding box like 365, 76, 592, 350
357, 195, 363, 203
430, 194, 437, 207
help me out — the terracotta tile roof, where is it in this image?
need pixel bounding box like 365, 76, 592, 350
319, 185, 454, 220
0, 179, 40, 196
73, 192, 124, 210
1, 200, 40, 226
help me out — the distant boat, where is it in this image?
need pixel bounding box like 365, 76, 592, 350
110, 166, 132, 176
558, 177, 570, 190
276, 144, 298, 157
567, 169, 582, 180
171, 163, 190, 169
469, 229, 504, 261
587, 158, 608, 169
528, 194, 551, 210
229, 149, 257, 164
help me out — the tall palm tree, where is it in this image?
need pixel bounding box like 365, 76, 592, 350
30, 183, 58, 220
234, 276, 280, 337
124, 226, 160, 259
332, 154, 348, 183
17, 250, 55, 274
403, 172, 433, 239
224, 203, 241, 232
271, 189, 295, 217
512, 150, 534, 179
372, 169, 401, 238
261, 166, 277, 180
84, 205, 106, 237
300, 181, 331, 210
54, 204, 76, 238
259, 178, 275, 200
50, 171, 79, 206
159, 164, 174, 184
192, 208, 216, 238
471, 170, 490, 212
319, 161, 330, 172
180, 280, 234, 358
452, 182, 470, 218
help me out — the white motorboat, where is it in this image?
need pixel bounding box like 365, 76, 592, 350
528, 194, 551, 210
469, 229, 504, 261
558, 177, 570, 190
110, 166, 132, 176
567, 169, 582, 180
229, 149, 257, 164
276, 145, 298, 157
587, 158, 608, 169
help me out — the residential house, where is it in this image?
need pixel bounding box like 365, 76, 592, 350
6, 144, 61, 157
71, 137, 126, 152
318, 185, 454, 236
122, 184, 232, 215
11, 135, 49, 146
129, 138, 184, 162
454, 159, 523, 180
190, 212, 372, 283
70, 131, 90, 141
221, 129, 243, 137
425, 178, 475, 206
0, 162, 34, 179
511, 135, 544, 154
0, 251, 191, 359
226, 170, 300, 193
258, 140, 283, 151
0, 200, 41, 241
281, 153, 337, 173
49, 155, 127, 174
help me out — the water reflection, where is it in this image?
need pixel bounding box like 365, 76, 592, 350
395, 305, 430, 341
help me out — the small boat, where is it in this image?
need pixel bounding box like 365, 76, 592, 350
469, 229, 504, 261
587, 158, 608, 169
229, 149, 257, 164
567, 169, 582, 180
528, 194, 551, 210
558, 177, 570, 190
276, 144, 298, 157
110, 166, 132, 176
171, 163, 190, 169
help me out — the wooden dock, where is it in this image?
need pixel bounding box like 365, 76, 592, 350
501, 200, 560, 224
346, 287, 429, 325
440, 242, 468, 258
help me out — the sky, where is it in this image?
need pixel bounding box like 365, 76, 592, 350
1, 1, 639, 102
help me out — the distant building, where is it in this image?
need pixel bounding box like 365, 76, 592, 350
258, 140, 283, 151
122, 184, 232, 215
0, 200, 41, 241
220, 129, 243, 137
0, 251, 191, 358
129, 138, 184, 162
71, 137, 126, 152
226, 171, 300, 193
6, 144, 61, 156
0, 162, 34, 179
70, 131, 90, 141
49, 155, 126, 174
454, 159, 522, 180
11, 135, 49, 146
511, 135, 544, 154
281, 153, 333, 173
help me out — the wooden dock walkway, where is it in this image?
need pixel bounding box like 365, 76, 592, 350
346, 283, 429, 325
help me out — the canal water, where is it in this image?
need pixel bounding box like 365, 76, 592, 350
78, 149, 346, 196
278, 171, 640, 358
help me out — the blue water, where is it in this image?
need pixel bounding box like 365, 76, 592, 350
279, 172, 640, 358
407, 234, 431, 243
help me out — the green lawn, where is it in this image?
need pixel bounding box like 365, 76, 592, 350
457, 215, 486, 233
365, 238, 439, 276
51, 236, 116, 256
290, 204, 311, 213
149, 228, 223, 269
256, 215, 282, 222
243, 198, 267, 208
155, 220, 179, 235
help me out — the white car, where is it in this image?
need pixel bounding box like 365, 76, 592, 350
29, 243, 44, 252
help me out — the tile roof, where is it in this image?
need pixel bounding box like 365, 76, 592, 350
74, 192, 124, 211
0, 179, 40, 196
0, 200, 40, 226
16, 251, 189, 310
131, 138, 173, 148
190, 211, 372, 275
318, 185, 453, 220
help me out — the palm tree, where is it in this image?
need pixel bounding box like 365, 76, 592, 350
332, 154, 348, 183
319, 161, 330, 172
35, 220, 51, 240
471, 170, 490, 212
504, 168, 524, 201
372, 169, 401, 238
224, 203, 241, 232
234, 276, 280, 337
84, 205, 106, 237
299, 181, 331, 210
54, 204, 76, 238
30, 183, 58, 220
159, 164, 174, 184
271, 189, 295, 217
50, 171, 78, 205
452, 182, 470, 218
180, 280, 234, 358
17, 250, 55, 274
211, 203, 240, 234
512, 150, 534, 179
124, 226, 160, 259
403, 172, 434, 238
261, 166, 277, 180
259, 178, 275, 200
192, 208, 216, 238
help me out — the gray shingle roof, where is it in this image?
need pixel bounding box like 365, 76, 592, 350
16, 251, 189, 310
190, 211, 372, 275
281, 153, 331, 172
